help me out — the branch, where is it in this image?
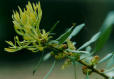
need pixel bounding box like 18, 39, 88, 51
79, 60, 109, 79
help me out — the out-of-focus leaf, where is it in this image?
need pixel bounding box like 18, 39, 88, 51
86, 46, 92, 52
80, 53, 92, 60
94, 12, 114, 52
78, 32, 100, 50
104, 68, 114, 73
43, 53, 51, 61
49, 21, 60, 33
33, 54, 44, 75
82, 56, 93, 64
106, 55, 114, 69
73, 42, 77, 45
68, 23, 85, 39
67, 49, 89, 54
43, 60, 56, 79
98, 53, 113, 64
56, 26, 73, 44
109, 77, 114, 79
105, 72, 114, 78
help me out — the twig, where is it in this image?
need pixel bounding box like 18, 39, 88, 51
78, 60, 109, 79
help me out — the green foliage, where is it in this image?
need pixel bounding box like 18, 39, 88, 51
56, 26, 74, 44
4, 1, 114, 79
56, 23, 85, 44
98, 53, 113, 64
49, 21, 60, 33
94, 12, 114, 52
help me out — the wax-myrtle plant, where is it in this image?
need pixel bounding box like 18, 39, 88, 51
5, 1, 114, 79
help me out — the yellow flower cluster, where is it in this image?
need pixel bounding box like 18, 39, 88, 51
12, 1, 42, 40
5, 1, 51, 52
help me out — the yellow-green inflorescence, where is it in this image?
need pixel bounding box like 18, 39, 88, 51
5, 1, 51, 52
5, 1, 80, 69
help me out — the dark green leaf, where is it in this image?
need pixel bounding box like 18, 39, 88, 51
56, 23, 85, 44
49, 21, 60, 33
94, 12, 114, 52
106, 55, 114, 69
56, 26, 73, 44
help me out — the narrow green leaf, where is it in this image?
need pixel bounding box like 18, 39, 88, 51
94, 28, 112, 52
94, 12, 114, 52
98, 53, 113, 64
5, 41, 14, 47
67, 49, 89, 54
106, 55, 114, 69
56, 26, 73, 44
86, 46, 92, 52
48, 40, 59, 44
15, 36, 21, 46
68, 23, 85, 39
80, 53, 92, 60
109, 77, 114, 79
36, 2, 42, 35
49, 21, 60, 33
38, 2, 42, 25
33, 53, 44, 75
43, 60, 56, 79
78, 32, 100, 50
43, 53, 51, 61
56, 23, 85, 44
104, 67, 114, 73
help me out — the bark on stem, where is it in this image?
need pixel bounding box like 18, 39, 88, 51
78, 60, 109, 79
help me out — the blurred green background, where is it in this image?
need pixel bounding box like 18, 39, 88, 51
0, 0, 114, 79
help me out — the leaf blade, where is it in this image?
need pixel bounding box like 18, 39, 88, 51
78, 32, 100, 50
68, 23, 85, 39
98, 53, 113, 64
94, 12, 114, 52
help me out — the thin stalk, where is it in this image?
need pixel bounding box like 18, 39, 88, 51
43, 60, 56, 79
73, 61, 77, 79
33, 52, 44, 75
86, 72, 89, 79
